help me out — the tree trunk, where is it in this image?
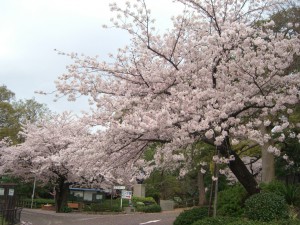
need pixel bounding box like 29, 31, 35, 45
55, 178, 70, 213
218, 137, 260, 195
261, 145, 275, 183
260, 125, 275, 183
197, 169, 206, 206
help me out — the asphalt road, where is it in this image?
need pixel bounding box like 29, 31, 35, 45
21, 208, 182, 225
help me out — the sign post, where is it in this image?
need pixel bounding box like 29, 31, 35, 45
113, 186, 126, 210
121, 190, 132, 209
113, 186, 125, 190
120, 194, 123, 210
121, 190, 132, 200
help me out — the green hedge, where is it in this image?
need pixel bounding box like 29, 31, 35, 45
229, 219, 270, 225
235, 219, 300, 225
217, 185, 247, 217
83, 199, 129, 212
62, 206, 73, 213
136, 204, 162, 213
191, 216, 236, 225
20, 198, 55, 208
131, 196, 160, 213
173, 207, 209, 225
244, 192, 289, 222
260, 180, 300, 206
275, 220, 300, 225
192, 217, 300, 225
260, 180, 286, 196
131, 196, 156, 206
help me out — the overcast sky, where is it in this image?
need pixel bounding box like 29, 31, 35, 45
0, 0, 183, 114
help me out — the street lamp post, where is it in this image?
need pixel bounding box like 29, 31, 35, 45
31, 176, 36, 209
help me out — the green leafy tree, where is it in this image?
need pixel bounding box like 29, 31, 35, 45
145, 169, 181, 201
0, 85, 20, 143
270, 4, 300, 74
14, 99, 50, 124
275, 106, 300, 185
0, 85, 51, 201
253, 5, 300, 183
0, 85, 50, 144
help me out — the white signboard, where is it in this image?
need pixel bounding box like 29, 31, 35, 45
0, 188, 4, 196
113, 186, 125, 190
122, 190, 132, 200
83, 192, 93, 201
8, 189, 14, 196
96, 194, 103, 200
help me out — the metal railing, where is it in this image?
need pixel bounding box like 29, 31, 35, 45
0, 207, 22, 225
17, 201, 37, 209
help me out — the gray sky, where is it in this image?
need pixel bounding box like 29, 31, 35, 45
0, 0, 183, 114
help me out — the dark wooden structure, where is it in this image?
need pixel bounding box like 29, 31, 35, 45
0, 183, 21, 225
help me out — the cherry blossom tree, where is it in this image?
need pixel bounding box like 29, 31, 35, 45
0, 112, 110, 212
54, 0, 300, 195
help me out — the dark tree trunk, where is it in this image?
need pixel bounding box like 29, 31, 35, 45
197, 169, 207, 206
218, 137, 260, 195
55, 177, 70, 213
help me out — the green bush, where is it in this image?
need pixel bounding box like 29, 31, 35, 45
260, 180, 286, 196
131, 196, 156, 207
136, 201, 145, 206
284, 185, 300, 206
275, 219, 300, 225
86, 203, 103, 212
84, 204, 122, 212
229, 219, 269, 225
83, 200, 126, 212
244, 192, 289, 222
191, 217, 300, 225
191, 216, 236, 225
62, 206, 72, 213
21, 198, 55, 208
229, 219, 300, 225
217, 185, 247, 217
132, 196, 159, 213
261, 180, 300, 206
173, 207, 209, 225
136, 204, 161, 213
225, 219, 300, 225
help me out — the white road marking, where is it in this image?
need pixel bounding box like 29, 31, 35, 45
78, 217, 104, 221
139, 220, 161, 225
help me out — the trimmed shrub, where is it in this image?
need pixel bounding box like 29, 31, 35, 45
136, 204, 161, 213
132, 196, 160, 213
21, 198, 55, 208
191, 216, 236, 225
260, 180, 286, 195
191, 217, 300, 225
131, 196, 156, 207
284, 185, 300, 206
244, 192, 289, 222
85, 203, 103, 212
230, 219, 300, 225
82, 199, 127, 212
217, 185, 247, 217
275, 219, 300, 225
261, 180, 300, 206
229, 219, 269, 225
173, 207, 208, 225
136, 202, 145, 206
62, 206, 72, 213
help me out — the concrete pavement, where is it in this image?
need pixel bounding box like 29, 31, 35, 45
21, 208, 182, 225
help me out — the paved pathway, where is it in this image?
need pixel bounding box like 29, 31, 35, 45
21, 208, 182, 225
